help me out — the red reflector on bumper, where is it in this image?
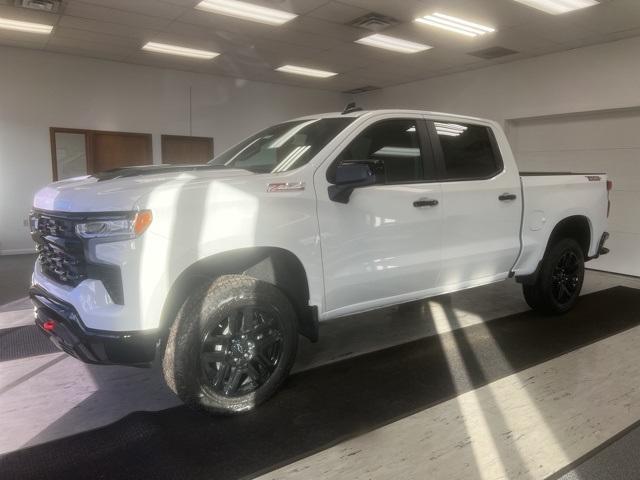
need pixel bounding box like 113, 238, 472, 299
42, 320, 55, 332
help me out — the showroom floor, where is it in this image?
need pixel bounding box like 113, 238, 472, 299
2, 254, 640, 479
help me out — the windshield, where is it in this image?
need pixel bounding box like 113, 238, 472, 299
209, 117, 355, 173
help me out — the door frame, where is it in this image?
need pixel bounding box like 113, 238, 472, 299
424, 119, 505, 182
324, 117, 438, 185
50, 127, 153, 180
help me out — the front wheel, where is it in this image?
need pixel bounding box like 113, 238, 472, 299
523, 238, 585, 315
163, 275, 299, 414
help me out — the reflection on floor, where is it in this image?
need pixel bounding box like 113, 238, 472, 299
1, 252, 640, 480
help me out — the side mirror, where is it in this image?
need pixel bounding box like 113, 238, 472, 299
328, 162, 377, 203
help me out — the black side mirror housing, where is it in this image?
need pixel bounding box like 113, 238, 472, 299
328, 162, 377, 203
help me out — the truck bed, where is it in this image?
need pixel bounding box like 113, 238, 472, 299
512, 173, 609, 277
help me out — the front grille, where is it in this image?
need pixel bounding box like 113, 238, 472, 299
32, 213, 87, 287
30, 210, 125, 304
37, 241, 86, 284
33, 214, 77, 239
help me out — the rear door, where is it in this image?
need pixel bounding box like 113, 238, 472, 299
315, 115, 443, 316
427, 118, 522, 287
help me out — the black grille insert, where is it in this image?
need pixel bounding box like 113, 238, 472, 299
32, 213, 86, 287
30, 211, 125, 304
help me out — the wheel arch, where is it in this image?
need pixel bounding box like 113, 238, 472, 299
517, 215, 591, 285
159, 247, 318, 342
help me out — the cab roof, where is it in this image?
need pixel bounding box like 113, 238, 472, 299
291, 109, 493, 125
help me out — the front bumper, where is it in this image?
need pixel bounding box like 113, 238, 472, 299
30, 285, 159, 366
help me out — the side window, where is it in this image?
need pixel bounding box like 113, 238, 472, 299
336, 119, 425, 184
434, 122, 501, 180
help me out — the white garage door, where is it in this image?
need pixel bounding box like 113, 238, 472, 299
508, 108, 640, 277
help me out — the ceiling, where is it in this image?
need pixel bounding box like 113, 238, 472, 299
1, 0, 640, 92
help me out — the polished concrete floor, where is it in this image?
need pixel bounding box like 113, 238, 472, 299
1, 254, 640, 479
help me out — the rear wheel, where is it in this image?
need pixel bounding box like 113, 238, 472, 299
163, 275, 298, 414
523, 238, 585, 315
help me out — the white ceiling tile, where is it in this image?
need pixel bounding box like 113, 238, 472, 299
0, 30, 50, 49
259, 26, 344, 49
46, 35, 133, 61
568, 1, 640, 34
73, 0, 185, 20
0, 4, 59, 24
64, 1, 172, 30
58, 16, 156, 39
53, 26, 140, 47
159, 0, 200, 7
285, 16, 361, 42
308, 1, 369, 23
339, 0, 426, 22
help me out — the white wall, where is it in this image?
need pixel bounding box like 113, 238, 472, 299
0, 46, 343, 253
357, 36, 640, 128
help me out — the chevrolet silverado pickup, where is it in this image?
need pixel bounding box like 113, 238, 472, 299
30, 108, 611, 413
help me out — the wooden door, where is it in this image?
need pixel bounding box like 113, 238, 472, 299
91, 132, 152, 172
50, 128, 153, 180
162, 135, 214, 164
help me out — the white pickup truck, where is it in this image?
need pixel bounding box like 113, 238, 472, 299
30, 107, 610, 413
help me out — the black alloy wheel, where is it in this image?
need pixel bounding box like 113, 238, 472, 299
163, 274, 298, 414
200, 306, 284, 398
522, 238, 585, 315
550, 250, 581, 306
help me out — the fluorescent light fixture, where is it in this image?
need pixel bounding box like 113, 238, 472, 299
356, 34, 432, 54
435, 122, 468, 137
0, 17, 53, 34
512, 0, 599, 15
374, 147, 421, 158
276, 65, 337, 78
415, 13, 495, 37
195, 0, 297, 26
142, 42, 219, 59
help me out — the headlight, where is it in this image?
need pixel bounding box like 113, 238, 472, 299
75, 210, 153, 240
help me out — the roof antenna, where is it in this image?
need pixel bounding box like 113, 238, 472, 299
342, 102, 363, 115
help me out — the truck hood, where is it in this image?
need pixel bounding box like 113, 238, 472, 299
33, 165, 254, 213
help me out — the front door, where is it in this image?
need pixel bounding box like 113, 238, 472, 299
315, 116, 443, 317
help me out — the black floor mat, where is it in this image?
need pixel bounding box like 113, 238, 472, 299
0, 325, 59, 361
2, 286, 640, 480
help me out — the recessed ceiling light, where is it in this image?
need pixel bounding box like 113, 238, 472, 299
355, 34, 432, 54
0, 17, 53, 34
415, 13, 495, 37
195, 0, 297, 26
275, 65, 337, 78
142, 42, 219, 59
512, 0, 599, 15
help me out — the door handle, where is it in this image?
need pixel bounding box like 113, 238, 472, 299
498, 193, 517, 201
413, 198, 439, 208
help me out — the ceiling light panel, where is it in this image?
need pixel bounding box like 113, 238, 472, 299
356, 34, 432, 54
142, 42, 219, 59
276, 65, 337, 78
435, 122, 468, 137
0, 17, 53, 34
415, 13, 495, 37
512, 0, 599, 15
195, 0, 297, 26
